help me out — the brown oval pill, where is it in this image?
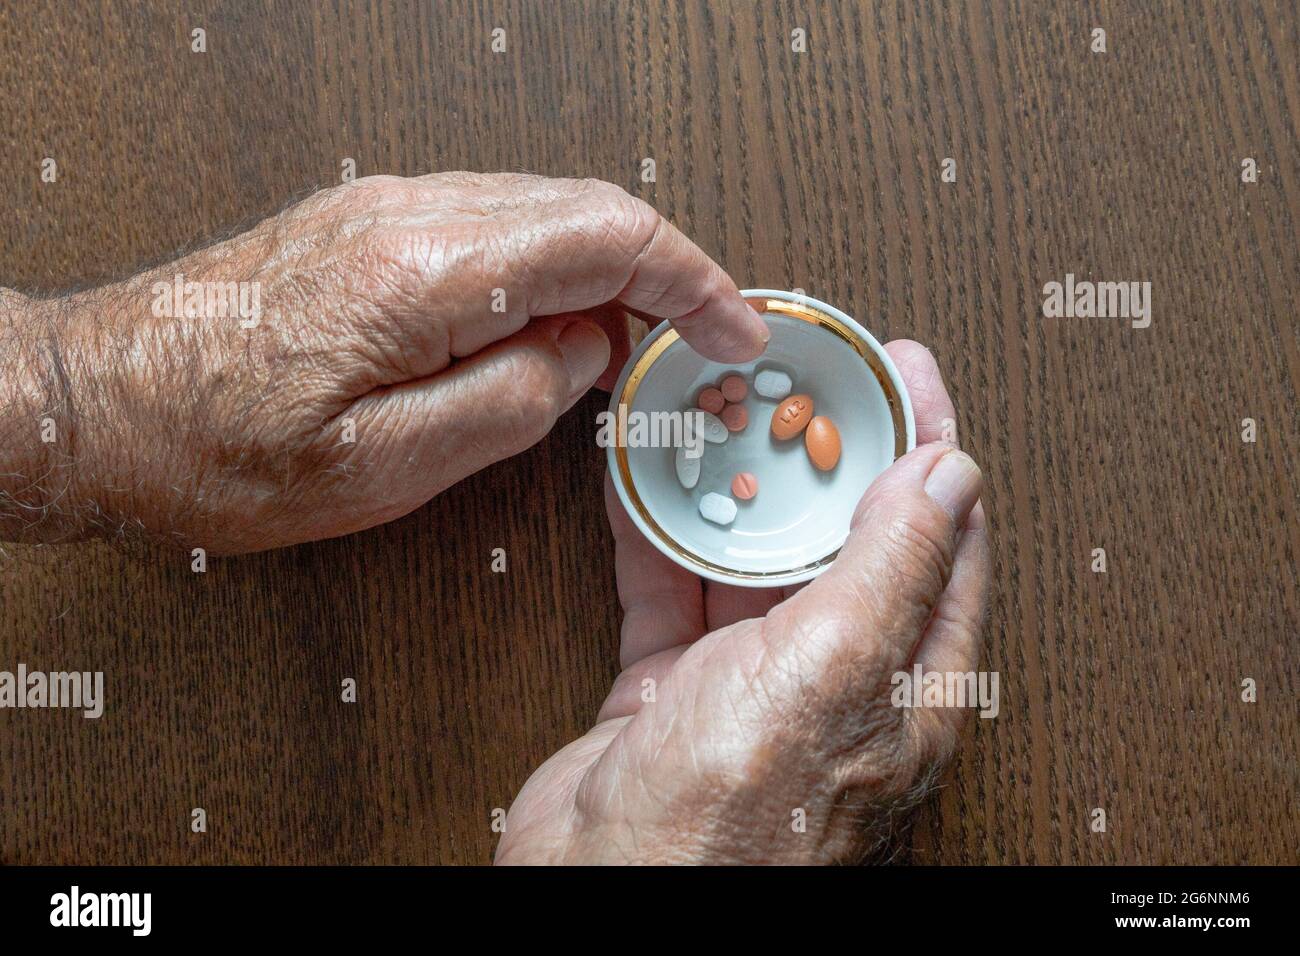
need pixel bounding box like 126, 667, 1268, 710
731, 472, 758, 500
697, 387, 725, 415
744, 297, 769, 313
804, 416, 841, 471
770, 394, 814, 440
721, 403, 749, 432
720, 375, 748, 403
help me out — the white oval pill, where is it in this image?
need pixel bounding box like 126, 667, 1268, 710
699, 492, 738, 525
754, 369, 793, 400
691, 409, 729, 444
674, 445, 701, 489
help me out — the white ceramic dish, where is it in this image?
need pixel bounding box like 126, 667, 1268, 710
606, 289, 915, 587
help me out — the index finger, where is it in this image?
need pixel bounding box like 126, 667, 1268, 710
477, 178, 770, 362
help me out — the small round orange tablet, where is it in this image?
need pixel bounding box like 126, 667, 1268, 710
731, 472, 758, 500
720, 375, 748, 403
697, 387, 725, 415
721, 403, 749, 432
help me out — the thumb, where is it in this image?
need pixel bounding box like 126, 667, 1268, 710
772, 443, 983, 681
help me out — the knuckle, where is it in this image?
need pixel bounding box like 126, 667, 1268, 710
350, 173, 413, 199
491, 349, 566, 448
419, 169, 496, 188
671, 267, 726, 323
571, 176, 629, 200
347, 225, 456, 308
329, 175, 422, 216
582, 180, 660, 252
317, 228, 423, 320
880, 506, 956, 600
354, 223, 421, 274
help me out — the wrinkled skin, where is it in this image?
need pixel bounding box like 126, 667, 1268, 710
1, 173, 989, 864
497, 343, 989, 864
1, 173, 767, 551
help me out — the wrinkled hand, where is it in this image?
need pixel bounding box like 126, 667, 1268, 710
497, 341, 990, 864
1, 173, 767, 551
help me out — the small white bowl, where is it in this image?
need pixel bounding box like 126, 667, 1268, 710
606, 289, 915, 587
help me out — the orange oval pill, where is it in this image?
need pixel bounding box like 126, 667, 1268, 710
697, 387, 725, 415
744, 297, 769, 313
720, 375, 748, 402
804, 416, 841, 471
721, 403, 749, 432
731, 472, 759, 500
770, 394, 814, 440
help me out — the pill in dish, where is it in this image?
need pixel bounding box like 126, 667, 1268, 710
731, 472, 759, 500
699, 492, 738, 526
754, 368, 793, 400
720, 375, 748, 403
771, 394, 814, 440
721, 403, 748, 432
697, 387, 725, 415
674, 445, 701, 489
608, 289, 914, 586
804, 416, 842, 471
695, 410, 729, 443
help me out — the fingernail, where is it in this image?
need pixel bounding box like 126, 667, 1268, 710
923, 450, 982, 522
749, 306, 771, 345
557, 320, 610, 398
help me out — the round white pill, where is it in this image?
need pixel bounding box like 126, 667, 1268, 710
754, 369, 793, 400
691, 409, 730, 444
674, 445, 701, 489
699, 492, 738, 526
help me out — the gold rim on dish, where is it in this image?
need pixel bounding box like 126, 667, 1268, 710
614, 297, 909, 581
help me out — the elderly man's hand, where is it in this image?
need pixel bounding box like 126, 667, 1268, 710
0, 174, 768, 551
497, 342, 989, 864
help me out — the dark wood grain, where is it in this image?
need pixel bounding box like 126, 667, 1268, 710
1, 0, 1296, 865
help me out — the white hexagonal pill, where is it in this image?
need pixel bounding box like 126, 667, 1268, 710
754, 368, 793, 400
691, 409, 729, 444
699, 492, 738, 526
674, 445, 701, 489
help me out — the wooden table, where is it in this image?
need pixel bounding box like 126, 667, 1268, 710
2, 1, 1296, 865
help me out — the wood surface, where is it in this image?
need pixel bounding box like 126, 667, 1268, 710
1, 0, 1296, 865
